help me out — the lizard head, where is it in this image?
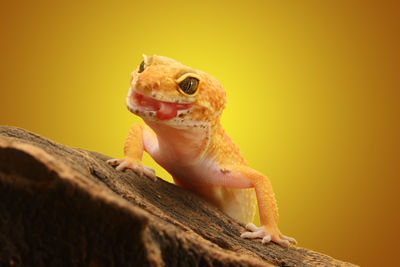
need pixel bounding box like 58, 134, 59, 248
126, 54, 227, 128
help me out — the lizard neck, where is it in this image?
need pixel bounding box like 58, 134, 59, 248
144, 119, 220, 164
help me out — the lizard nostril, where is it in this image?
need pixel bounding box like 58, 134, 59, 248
152, 81, 160, 90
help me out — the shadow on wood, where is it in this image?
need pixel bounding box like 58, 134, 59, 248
0, 126, 357, 267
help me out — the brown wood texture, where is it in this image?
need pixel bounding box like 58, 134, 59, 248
0, 126, 357, 267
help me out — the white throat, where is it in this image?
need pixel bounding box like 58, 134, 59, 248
145, 120, 210, 164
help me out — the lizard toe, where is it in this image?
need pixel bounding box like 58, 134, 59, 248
115, 160, 131, 171
240, 230, 265, 239
143, 166, 157, 181
241, 223, 296, 247
261, 234, 272, 244
280, 234, 297, 245
108, 159, 157, 181
245, 223, 262, 232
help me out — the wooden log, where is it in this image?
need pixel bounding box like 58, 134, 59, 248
0, 126, 357, 267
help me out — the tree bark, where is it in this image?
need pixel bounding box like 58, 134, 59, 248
0, 126, 357, 267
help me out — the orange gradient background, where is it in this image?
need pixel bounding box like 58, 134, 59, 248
1, 1, 399, 266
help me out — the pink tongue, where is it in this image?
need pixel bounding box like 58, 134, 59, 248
156, 102, 178, 120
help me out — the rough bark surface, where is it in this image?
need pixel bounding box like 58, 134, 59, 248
0, 126, 357, 267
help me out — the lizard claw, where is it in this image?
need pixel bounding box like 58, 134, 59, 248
106, 158, 157, 181
241, 223, 296, 247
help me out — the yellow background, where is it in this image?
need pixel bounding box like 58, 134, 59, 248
1, 1, 399, 266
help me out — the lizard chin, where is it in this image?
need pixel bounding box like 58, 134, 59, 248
126, 90, 193, 121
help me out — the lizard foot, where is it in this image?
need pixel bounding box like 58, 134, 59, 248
106, 158, 157, 181
240, 223, 297, 247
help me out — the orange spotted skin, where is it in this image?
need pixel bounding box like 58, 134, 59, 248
206, 123, 247, 165
108, 55, 296, 246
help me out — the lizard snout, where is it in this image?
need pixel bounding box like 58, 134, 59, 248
134, 78, 160, 94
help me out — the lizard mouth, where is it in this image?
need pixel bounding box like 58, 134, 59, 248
129, 90, 193, 120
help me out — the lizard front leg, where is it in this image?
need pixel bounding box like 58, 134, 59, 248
212, 165, 296, 246
107, 122, 159, 180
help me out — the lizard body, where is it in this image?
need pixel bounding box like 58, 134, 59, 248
108, 55, 296, 246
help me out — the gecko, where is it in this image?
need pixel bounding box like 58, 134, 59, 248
107, 55, 296, 246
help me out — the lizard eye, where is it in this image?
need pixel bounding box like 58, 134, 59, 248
178, 76, 199, 95
138, 61, 145, 73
